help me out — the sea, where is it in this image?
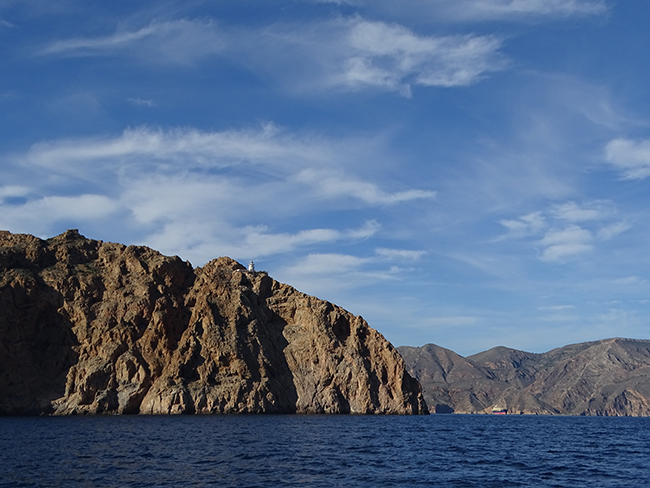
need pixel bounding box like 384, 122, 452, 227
1, 414, 649, 487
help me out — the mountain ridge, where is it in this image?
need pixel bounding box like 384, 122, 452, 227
398, 337, 650, 416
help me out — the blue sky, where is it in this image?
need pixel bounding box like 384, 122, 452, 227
2, 0, 650, 355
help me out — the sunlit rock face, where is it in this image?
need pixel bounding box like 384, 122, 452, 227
0, 230, 427, 415
399, 339, 650, 416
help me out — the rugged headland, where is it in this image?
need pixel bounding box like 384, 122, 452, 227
398, 339, 650, 416
0, 230, 427, 415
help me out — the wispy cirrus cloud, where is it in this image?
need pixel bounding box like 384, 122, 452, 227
597, 221, 631, 241
276, 245, 427, 299
284, 247, 426, 276
538, 305, 576, 311
42, 19, 226, 65
144, 220, 381, 263
306, 0, 608, 22
23, 125, 433, 206
499, 211, 546, 239
375, 248, 426, 261
295, 169, 436, 205
24, 124, 334, 180
498, 200, 630, 263
612, 276, 645, 286
41, 17, 506, 97
551, 200, 614, 222
329, 19, 506, 94
127, 97, 155, 107
0, 194, 119, 233
538, 224, 593, 262
2, 125, 434, 264
0, 185, 30, 200
424, 0, 608, 21
261, 18, 507, 96
286, 253, 370, 275
604, 138, 650, 180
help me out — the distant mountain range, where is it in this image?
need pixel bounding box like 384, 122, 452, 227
398, 338, 650, 416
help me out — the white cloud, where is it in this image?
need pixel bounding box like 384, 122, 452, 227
274, 245, 430, 299
0, 185, 30, 200
233, 16, 506, 95
127, 97, 155, 107
429, 0, 608, 21
275, 251, 388, 300
6, 125, 434, 264
545, 74, 629, 130
499, 211, 546, 238
499, 200, 630, 263
41, 16, 505, 97
0, 194, 119, 234
241, 222, 380, 258
42, 19, 226, 65
38, 194, 118, 219
295, 169, 435, 205
375, 248, 426, 261
144, 219, 380, 264
277, 248, 417, 293
23, 126, 429, 210
309, 0, 607, 21
552, 200, 613, 222
312, 18, 506, 95
613, 276, 644, 286
287, 253, 370, 274
604, 138, 650, 180
538, 225, 593, 262
597, 221, 631, 241
538, 305, 576, 311
24, 125, 333, 180
334, 20, 506, 93
347, 220, 382, 239
120, 175, 239, 225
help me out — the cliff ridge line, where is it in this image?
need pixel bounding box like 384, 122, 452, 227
0, 230, 427, 415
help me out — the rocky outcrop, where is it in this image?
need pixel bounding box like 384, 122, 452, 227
0, 230, 427, 415
398, 338, 650, 416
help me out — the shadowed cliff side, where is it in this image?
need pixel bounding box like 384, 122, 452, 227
0, 230, 427, 415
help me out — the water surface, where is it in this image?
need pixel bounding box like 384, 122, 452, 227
1, 414, 648, 487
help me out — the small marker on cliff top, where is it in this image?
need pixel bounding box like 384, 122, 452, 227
248, 261, 255, 273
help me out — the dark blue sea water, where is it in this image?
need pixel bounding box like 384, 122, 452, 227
1, 414, 649, 487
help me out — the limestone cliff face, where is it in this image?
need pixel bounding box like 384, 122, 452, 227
0, 230, 426, 415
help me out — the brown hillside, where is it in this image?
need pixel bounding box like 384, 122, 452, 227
0, 230, 427, 415
399, 338, 650, 416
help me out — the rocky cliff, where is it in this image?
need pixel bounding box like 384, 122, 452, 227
0, 230, 427, 415
398, 339, 650, 416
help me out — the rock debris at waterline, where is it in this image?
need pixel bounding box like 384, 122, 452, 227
0, 230, 427, 415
